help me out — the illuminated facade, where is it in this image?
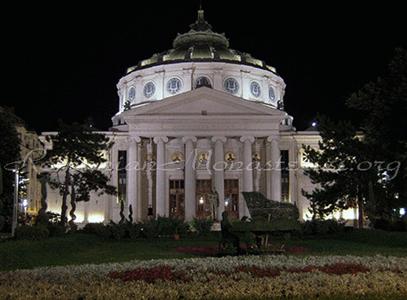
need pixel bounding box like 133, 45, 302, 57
42, 10, 357, 224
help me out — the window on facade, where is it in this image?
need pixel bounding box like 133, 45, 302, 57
169, 179, 185, 219
117, 150, 127, 204
195, 76, 212, 89
143, 82, 156, 98
281, 150, 289, 202
250, 81, 261, 97
167, 78, 182, 94
224, 78, 239, 94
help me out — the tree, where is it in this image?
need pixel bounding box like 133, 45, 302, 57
302, 116, 375, 227
303, 48, 407, 227
347, 48, 407, 220
45, 120, 116, 228
0, 107, 21, 232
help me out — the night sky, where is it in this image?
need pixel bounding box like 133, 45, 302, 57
2, 2, 407, 132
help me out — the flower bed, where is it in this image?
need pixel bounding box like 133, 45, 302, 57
0, 255, 406, 299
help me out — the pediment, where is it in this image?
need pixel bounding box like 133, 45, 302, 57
122, 87, 286, 117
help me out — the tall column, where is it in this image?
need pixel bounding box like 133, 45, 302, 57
240, 136, 255, 217
212, 136, 227, 220
154, 136, 168, 217
127, 136, 141, 222
268, 135, 281, 202
183, 136, 197, 221
105, 141, 118, 223
289, 140, 298, 205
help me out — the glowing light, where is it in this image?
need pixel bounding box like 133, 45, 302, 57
312, 122, 317, 127
88, 214, 105, 223
400, 208, 406, 216
73, 213, 84, 223
22, 199, 28, 208
199, 197, 204, 205
225, 200, 229, 207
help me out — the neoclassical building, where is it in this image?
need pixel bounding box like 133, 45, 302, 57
43, 10, 333, 224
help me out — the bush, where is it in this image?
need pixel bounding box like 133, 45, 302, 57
83, 223, 106, 235
47, 223, 66, 237
15, 225, 49, 240
302, 219, 345, 236
371, 218, 407, 232
190, 218, 213, 236
141, 217, 188, 239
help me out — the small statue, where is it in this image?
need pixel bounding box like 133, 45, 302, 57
208, 188, 219, 220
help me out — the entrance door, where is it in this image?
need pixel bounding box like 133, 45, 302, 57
224, 179, 239, 219
169, 180, 185, 219
196, 180, 212, 219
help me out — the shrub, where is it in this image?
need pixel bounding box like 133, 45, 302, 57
302, 219, 345, 235
47, 223, 66, 237
83, 223, 106, 235
15, 225, 49, 240
141, 217, 188, 238
190, 218, 213, 236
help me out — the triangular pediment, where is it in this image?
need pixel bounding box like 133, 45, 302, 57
122, 87, 286, 117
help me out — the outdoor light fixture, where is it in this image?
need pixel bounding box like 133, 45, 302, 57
312, 121, 317, 127
225, 200, 229, 207
199, 196, 204, 204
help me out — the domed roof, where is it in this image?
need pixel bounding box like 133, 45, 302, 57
126, 10, 276, 74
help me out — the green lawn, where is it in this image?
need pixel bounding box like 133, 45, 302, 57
0, 229, 406, 271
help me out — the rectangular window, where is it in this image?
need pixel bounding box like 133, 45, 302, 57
281, 150, 289, 202
117, 150, 127, 204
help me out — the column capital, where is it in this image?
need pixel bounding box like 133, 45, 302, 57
267, 135, 280, 142
153, 136, 169, 144
240, 136, 255, 144
127, 136, 141, 145
182, 136, 197, 143
211, 136, 227, 143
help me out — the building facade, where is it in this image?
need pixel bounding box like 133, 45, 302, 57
43, 10, 350, 224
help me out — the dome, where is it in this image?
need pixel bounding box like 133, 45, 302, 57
126, 10, 276, 74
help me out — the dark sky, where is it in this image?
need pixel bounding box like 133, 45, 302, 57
2, 2, 407, 132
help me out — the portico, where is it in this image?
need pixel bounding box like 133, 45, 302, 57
120, 87, 288, 221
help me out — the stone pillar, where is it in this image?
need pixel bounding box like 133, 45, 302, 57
183, 136, 197, 221
154, 136, 168, 217
105, 141, 117, 223
240, 136, 255, 217
289, 140, 298, 205
212, 136, 227, 220
268, 135, 281, 202
127, 136, 141, 222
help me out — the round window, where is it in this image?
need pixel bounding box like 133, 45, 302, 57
250, 81, 261, 97
143, 82, 156, 98
167, 78, 182, 94
224, 78, 239, 94
128, 86, 136, 101
269, 87, 276, 102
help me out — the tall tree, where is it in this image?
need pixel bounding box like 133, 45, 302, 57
45, 121, 116, 228
302, 116, 374, 227
303, 49, 407, 227
347, 48, 407, 219
0, 107, 21, 232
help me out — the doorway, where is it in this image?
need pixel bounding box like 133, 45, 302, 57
169, 180, 185, 219
196, 179, 213, 219
224, 179, 239, 219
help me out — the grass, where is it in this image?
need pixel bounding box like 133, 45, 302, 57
0, 229, 406, 271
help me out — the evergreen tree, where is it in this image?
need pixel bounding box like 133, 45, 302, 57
347, 48, 407, 220
45, 120, 116, 228
0, 107, 21, 232
303, 49, 407, 227
302, 116, 374, 227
